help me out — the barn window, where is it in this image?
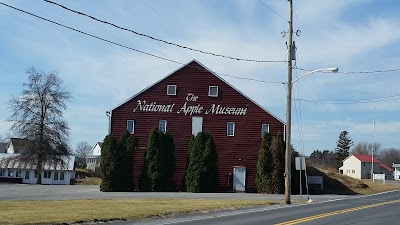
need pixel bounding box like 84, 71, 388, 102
159, 120, 167, 133
209, 86, 218, 97
24, 171, 29, 179
227, 122, 235, 136
127, 120, 135, 134
167, 85, 177, 95
261, 124, 270, 137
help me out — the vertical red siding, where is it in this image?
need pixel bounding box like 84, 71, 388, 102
111, 61, 285, 192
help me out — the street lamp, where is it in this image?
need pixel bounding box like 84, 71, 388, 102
285, 67, 339, 204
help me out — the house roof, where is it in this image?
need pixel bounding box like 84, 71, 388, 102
380, 163, 393, 172
7, 138, 32, 150
352, 154, 381, 163
97, 142, 103, 147
0, 142, 7, 153
109, 59, 285, 125
0, 153, 75, 171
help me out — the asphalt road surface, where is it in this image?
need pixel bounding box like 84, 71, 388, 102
118, 190, 400, 225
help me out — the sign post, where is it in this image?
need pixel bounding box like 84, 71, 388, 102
295, 157, 306, 203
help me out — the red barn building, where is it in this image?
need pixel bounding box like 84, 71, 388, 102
108, 60, 285, 192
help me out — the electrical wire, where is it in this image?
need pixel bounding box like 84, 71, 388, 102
294, 94, 400, 104
256, 0, 288, 22
295, 67, 400, 74
43, 0, 287, 63
0, 2, 285, 85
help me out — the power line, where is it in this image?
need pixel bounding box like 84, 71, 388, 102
43, 0, 287, 64
295, 67, 400, 74
294, 94, 400, 104
0, 2, 284, 85
256, 0, 288, 22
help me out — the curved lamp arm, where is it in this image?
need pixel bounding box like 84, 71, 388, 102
292, 67, 339, 84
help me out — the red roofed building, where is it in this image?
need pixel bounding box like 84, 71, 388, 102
339, 154, 393, 179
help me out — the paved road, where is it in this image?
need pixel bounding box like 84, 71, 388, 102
0, 184, 343, 202
120, 190, 400, 225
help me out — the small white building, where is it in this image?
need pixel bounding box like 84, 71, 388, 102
86, 142, 102, 171
339, 154, 393, 180
393, 163, 400, 180
0, 138, 75, 185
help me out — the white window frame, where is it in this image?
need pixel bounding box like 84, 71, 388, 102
208, 86, 218, 97
0, 169, 5, 177
159, 120, 167, 133
261, 124, 270, 137
54, 171, 59, 180
227, 122, 235, 136
34, 171, 37, 178
15, 170, 22, 178
60, 172, 65, 180
167, 85, 177, 96
8, 170, 13, 177
127, 120, 135, 134
24, 171, 29, 179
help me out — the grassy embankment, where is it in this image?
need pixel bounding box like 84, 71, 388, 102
307, 166, 400, 195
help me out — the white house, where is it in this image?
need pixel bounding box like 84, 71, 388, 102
339, 154, 394, 180
0, 138, 75, 185
86, 142, 102, 171
393, 163, 400, 180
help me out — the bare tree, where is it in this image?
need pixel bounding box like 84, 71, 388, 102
75, 141, 92, 166
351, 142, 381, 156
379, 148, 400, 166
7, 67, 72, 184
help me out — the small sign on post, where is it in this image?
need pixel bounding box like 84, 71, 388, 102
295, 157, 306, 203
295, 157, 306, 171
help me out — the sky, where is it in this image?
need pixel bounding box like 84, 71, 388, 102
1, 0, 400, 156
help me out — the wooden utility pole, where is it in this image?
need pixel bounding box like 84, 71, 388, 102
285, 0, 294, 204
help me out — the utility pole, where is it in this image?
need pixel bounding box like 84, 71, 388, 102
285, 0, 294, 204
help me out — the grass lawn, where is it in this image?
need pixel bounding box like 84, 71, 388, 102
0, 199, 278, 225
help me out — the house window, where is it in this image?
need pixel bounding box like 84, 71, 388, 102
227, 122, 235, 136
54, 172, 59, 180
60, 172, 65, 180
167, 85, 177, 95
15, 170, 22, 178
261, 124, 270, 137
127, 120, 135, 134
44, 171, 51, 179
352, 170, 355, 174
208, 86, 218, 97
0, 169, 5, 177
8, 170, 13, 177
159, 120, 167, 133
24, 171, 30, 179
34, 171, 37, 178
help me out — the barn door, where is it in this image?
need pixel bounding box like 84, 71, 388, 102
192, 117, 203, 135
233, 167, 246, 192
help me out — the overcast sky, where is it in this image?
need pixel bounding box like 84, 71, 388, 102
1, 0, 400, 156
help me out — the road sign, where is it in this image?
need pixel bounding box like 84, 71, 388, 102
295, 157, 306, 170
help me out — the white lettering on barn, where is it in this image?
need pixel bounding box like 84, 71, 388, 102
132, 93, 248, 116
132, 100, 175, 113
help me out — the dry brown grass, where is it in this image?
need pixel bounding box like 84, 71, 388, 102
0, 199, 277, 225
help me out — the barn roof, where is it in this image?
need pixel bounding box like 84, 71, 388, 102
109, 59, 285, 125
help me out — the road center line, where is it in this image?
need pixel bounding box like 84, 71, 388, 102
275, 199, 400, 225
